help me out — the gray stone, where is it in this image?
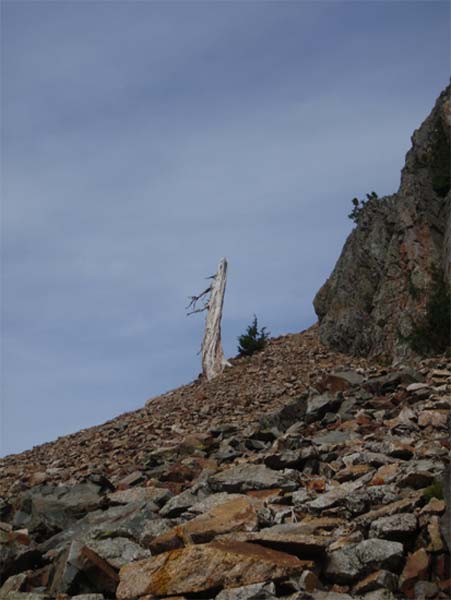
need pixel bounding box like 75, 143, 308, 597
48, 540, 85, 594
365, 372, 419, 394
264, 449, 305, 470
342, 452, 394, 468
13, 484, 105, 538
159, 489, 201, 517
84, 501, 161, 544
308, 475, 371, 511
325, 544, 364, 583
369, 513, 418, 541
107, 486, 171, 507
215, 582, 276, 600
311, 431, 351, 446
325, 539, 403, 584
355, 539, 403, 571
305, 393, 341, 424
208, 464, 298, 493
84, 537, 150, 569
333, 371, 365, 387
292, 489, 310, 506
259, 396, 307, 432
139, 518, 173, 546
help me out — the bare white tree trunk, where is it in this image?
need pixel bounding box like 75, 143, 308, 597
187, 257, 231, 381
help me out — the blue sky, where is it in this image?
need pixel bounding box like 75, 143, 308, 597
1, 0, 449, 457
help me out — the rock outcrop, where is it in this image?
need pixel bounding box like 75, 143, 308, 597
314, 84, 450, 362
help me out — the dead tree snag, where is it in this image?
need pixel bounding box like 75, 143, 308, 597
187, 257, 231, 380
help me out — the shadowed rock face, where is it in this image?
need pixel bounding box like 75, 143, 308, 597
314, 84, 450, 362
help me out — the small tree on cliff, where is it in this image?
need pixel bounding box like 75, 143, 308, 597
348, 191, 378, 223
237, 315, 270, 357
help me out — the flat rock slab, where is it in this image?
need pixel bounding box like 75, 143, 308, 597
208, 464, 297, 493
308, 476, 370, 511
188, 492, 247, 514
117, 541, 310, 598
217, 528, 329, 558
150, 497, 260, 553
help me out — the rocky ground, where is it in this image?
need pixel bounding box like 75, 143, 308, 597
0, 326, 450, 600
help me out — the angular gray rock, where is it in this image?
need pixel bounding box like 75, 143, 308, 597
369, 513, 418, 541
325, 539, 404, 584
305, 393, 341, 424
208, 464, 298, 493
83, 537, 150, 569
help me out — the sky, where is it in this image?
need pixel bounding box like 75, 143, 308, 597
1, 0, 450, 457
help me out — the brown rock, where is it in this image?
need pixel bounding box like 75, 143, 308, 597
336, 464, 372, 483
149, 497, 260, 553
352, 570, 399, 594
369, 463, 399, 486
427, 516, 444, 552
217, 526, 329, 558
420, 497, 446, 515
399, 548, 430, 595
418, 410, 449, 428
117, 541, 310, 598
295, 516, 347, 534
306, 479, 326, 493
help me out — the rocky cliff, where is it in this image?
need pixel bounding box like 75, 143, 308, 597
314, 85, 450, 362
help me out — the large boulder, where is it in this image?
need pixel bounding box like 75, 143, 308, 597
116, 541, 311, 598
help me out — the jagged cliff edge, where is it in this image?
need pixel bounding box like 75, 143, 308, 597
314, 85, 450, 362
